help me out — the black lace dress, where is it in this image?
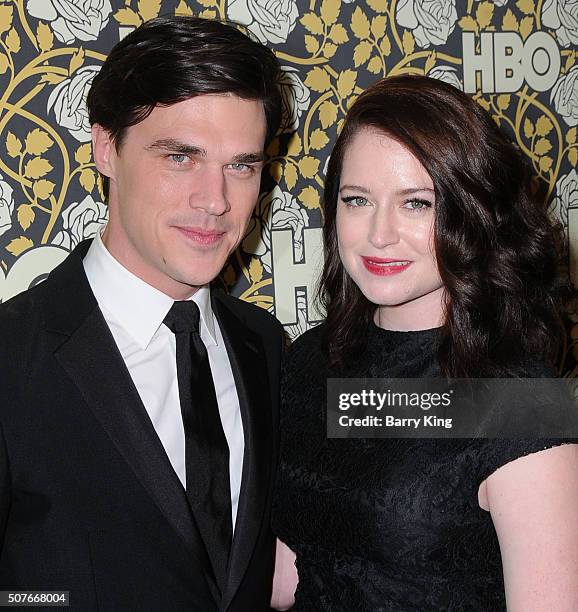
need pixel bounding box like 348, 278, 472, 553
272, 322, 573, 611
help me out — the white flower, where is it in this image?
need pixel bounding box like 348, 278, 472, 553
396, 0, 458, 48
26, 0, 112, 44
278, 66, 310, 133
52, 195, 107, 250
550, 169, 578, 229
542, 0, 578, 48
47, 66, 100, 143
242, 186, 309, 272
0, 174, 14, 238
550, 66, 578, 127
428, 65, 462, 90
227, 0, 299, 44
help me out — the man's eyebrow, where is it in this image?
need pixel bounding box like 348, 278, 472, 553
147, 139, 206, 156
231, 152, 266, 164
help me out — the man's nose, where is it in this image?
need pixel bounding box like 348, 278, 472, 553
190, 165, 230, 215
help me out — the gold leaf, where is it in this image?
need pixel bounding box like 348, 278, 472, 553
285, 163, 298, 189
298, 156, 320, 178
25, 128, 54, 155
323, 42, 337, 59
75, 143, 92, 165
351, 6, 370, 40
367, 55, 383, 74
79, 168, 96, 192
24, 157, 53, 179
69, 47, 85, 75
197, 0, 216, 5
6, 236, 33, 257
0, 53, 8, 75
424, 51, 437, 74
337, 69, 356, 98
33, 179, 55, 200
366, 0, 387, 11
539, 156, 552, 172
380, 36, 391, 56
37, 22, 53, 52
534, 138, 552, 155
304, 67, 331, 93
269, 160, 282, 183
402, 30, 414, 55
535, 115, 553, 136
113, 7, 143, 27
319, 101, 338, 129
502, 9, 518, 32
298, 185, 320, 209
199, 9, 217, 19
328, 23, 349, 44
6, 28, 20, 53
476, 1, 494, 30
497, 94, 510, 110
477, 97, 491, 111
97, 174, 105, 200
17, 204, 35, 231
320, 0, 340, 26
371, 15, 387, 40
519, 16, 533, 40
459, 15, 478, 32
0, 5, 13, 34
287, 132, 302, 157
266, 138, 280, 157
353, 40, 372, 67
570, 148, 578, 167
6, 132, 21, 158
516, 0, 534, 14
175, 0, 193, 15
39, 73, 67, 85
310, 128, 329, 151
138, 0, 162, 20
565, 52, 576, 74
301, 12, 324, 35
304, 34, 320, 54
523, 118, 535, 139
566, 127, 577, 145
249, 257, 263, 283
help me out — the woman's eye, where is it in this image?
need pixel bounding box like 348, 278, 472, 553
342, 196, 368, 207
403, 199, 432, 211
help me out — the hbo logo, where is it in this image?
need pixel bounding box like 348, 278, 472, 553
462, 32, 560, 93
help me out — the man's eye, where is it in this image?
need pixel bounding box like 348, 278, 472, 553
229, 163, 252, 173
170, 154, 188, 164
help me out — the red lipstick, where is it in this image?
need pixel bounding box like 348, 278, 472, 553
362, 257, 412, 276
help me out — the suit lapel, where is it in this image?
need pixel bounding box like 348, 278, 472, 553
212, 295, 273, 610
43, 242, 219, 600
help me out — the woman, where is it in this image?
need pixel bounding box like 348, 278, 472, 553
271, 75, 578, 611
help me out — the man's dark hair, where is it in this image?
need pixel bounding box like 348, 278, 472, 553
87, 15, 281, 154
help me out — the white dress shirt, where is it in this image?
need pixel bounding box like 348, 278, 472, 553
83, 229, 244, 529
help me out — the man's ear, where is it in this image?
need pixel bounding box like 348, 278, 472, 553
92, 124, 115, 178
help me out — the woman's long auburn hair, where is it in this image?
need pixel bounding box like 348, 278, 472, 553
319, 75, 567, 377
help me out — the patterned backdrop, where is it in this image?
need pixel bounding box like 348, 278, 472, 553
0, 0, 576, 372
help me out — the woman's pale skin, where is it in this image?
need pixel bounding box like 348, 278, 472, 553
271, 129, 578, 611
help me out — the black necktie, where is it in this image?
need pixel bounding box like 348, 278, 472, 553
163, 301, 232, 584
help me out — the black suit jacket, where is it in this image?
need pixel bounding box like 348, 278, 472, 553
0, 240, 283, 611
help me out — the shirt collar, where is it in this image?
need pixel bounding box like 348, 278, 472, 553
83, 229, 218, 350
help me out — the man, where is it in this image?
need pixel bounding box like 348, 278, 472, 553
0, 16, 283, 611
